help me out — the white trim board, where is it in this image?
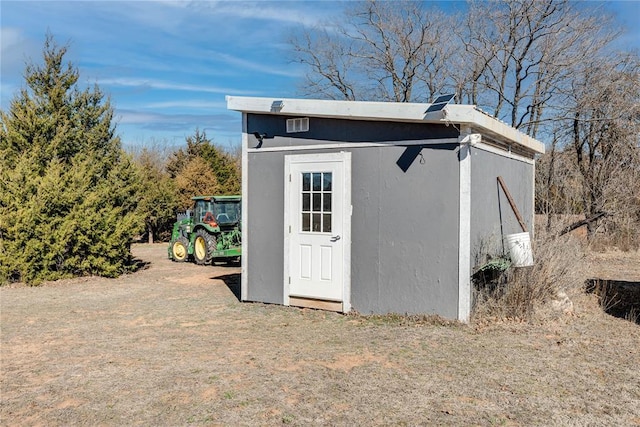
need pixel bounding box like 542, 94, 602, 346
247, 138, 460, 153
342, 153, 352, 313
472, 141, 535, 165
457, 130, 473, 323
241, 113, 249, 302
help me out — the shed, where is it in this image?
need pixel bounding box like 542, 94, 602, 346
226, 96, 545, 322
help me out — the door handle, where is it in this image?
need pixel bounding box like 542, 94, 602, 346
330, 235, 341, 242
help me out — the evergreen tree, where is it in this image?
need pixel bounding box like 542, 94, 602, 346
174, 156, 220, 210
135, 148, 177, 243
166, 129, 240, 195
0, 35, 143, 284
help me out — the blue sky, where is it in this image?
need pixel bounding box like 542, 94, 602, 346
1, 1, 639, 149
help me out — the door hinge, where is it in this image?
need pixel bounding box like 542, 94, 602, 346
288, 277, 291, 284
289, 225, 291, 233
289, 174, 291, 182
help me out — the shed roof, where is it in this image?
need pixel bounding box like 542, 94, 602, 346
226, 96, 545, 155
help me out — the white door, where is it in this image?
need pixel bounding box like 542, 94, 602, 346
285, 152, 350, 305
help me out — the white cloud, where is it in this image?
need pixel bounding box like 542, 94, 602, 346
0, 27, 41, 108
98, 77, 255, 95
188, 1, 336, 28
116, 110, 162, 125
209, 51, 302, 78
145, 100, 227, 109
0, 27, 40, 73
113, 108, 241, 142
114, 108, 234, 125
0, 27, 23, 52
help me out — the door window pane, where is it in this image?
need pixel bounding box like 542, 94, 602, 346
300, 171, 333, 233
323, 174, 332, 191
302, 173, 311, 191
302, 213, 311, 232
312, 213, 321, 232
302, 193, 310, 211
323, 193, 331, 212
313, 193, 321, 211
323, 214, 332, 232
313, 173, 322, 191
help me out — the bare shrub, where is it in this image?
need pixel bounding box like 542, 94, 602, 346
472, 230, 585, 322
588, 190, 640, 252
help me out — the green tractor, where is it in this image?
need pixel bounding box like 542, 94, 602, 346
168, 195, 241, 265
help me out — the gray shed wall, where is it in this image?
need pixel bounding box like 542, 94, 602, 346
247, 115, 459, 144
469, 148, 535, 269
244, 114, 461, 317
245, 152, 285, 304
350, 145, 460, 317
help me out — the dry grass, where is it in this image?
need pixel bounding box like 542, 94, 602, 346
1, 244, 639, 426
587, 248, 640, 280
472, 231, 586, 322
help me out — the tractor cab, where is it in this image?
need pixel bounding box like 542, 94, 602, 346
194, 196, 240, 229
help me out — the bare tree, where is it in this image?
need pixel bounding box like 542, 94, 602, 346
459, 0, 639, 246
289, 0, 455, 102
289, 27, 360, 100
535, 135, 584, 231
536, 51, 640, 241
456, 0, 616, 135
346, 1, 454, 102
567, 53, 640, 237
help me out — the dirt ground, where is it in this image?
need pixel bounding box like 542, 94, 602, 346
1, 244, 639, 426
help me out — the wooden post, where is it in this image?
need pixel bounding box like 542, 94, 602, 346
497, 176, 528, 233
559, 212, 607, 236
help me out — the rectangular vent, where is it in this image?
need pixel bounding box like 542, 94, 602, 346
286, 117, 309, 133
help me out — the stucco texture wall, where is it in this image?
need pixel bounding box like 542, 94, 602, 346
350, 145, 460, 317
244, 113, 462, 317
245, 151, 286, 304
469, 148, 535, 269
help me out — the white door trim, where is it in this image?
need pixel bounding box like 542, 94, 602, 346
284, 151, 351, 312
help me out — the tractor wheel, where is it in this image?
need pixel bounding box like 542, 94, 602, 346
170, 237, 189, 262
193, 230, 216, 265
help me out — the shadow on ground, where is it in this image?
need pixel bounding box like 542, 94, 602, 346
585, 278, 640, 324
213, 273, 241, 301
128, 257, 151, 273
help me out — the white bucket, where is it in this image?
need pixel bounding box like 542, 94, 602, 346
505, 232, 534, 267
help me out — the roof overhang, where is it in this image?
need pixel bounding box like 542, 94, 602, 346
226, 96, 545, 155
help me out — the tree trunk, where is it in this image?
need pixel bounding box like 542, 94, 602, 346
545, 138, 557, 232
